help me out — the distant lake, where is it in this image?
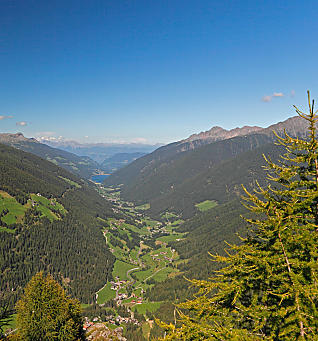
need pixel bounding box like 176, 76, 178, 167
91, 174, 110, 183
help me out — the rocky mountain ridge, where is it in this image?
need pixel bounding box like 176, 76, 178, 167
184, 125, 263, 143
0, 132, 39, 143
182, 116, 306, 145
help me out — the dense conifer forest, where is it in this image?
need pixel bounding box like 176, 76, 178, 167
0, 143, 118, 307
105, 134, 273, 206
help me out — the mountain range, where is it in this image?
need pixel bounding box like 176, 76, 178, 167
182, 116, 306, 144
106, 115, 308, 325
0, 133, 100, 179
100, 152, 147, 173
104, 115, 305, 218
0, 133, 156, 179
43, 139, 161, 163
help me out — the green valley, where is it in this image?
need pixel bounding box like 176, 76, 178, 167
2, 106, 317, 340
81, 184, 186, 339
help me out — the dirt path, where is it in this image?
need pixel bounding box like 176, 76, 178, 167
126, 267, 139, 282
145, 267, 164, 282
135, 267, 165, 290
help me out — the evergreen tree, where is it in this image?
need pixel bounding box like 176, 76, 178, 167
0, 293, 13, 339
159, 92, 318, 340
15, 272, 85, 340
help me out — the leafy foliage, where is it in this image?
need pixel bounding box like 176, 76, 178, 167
159, 93, 318, 340
15, 272, 84, 340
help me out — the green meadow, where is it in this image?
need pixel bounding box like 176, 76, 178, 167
97, 282, 116, 304
195, 200, 218, 212
113, 260, 137, 280
0, 193, 28, 225
132, 301, 162, 315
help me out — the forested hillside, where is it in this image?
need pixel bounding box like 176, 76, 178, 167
1, 116, 312, 338
101, 152, 147, 173
0, 133, 100, 178
0, 143, 117, 306
104, 116, 311, 214
146, 200, 248, 302
137, 143, 283, 330
148, 142, 284, 218
105, 134, 273, 205
142, 145, 282, 337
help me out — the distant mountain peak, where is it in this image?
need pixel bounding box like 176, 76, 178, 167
183, 125, 263, 143
263, 116, 307, 136
182, 115, 310, 146
0, 132, 39, 143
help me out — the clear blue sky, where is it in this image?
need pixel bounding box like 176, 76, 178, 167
1, 0, 318, 144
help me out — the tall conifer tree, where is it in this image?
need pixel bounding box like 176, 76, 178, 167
16, 272, 84, 340
159, 92, 318, 340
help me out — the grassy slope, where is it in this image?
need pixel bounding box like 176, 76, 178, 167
97, 282, 116, 304
195, 200, 218, 212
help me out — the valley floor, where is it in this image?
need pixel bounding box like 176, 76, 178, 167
85, 185, 186, 339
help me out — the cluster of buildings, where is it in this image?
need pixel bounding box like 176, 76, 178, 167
130, 293, 143, 305
84, 314, 139, 327
84, 314, 140, 332
151, 251, 173, 262
108, 218, 126, 230
115, 315, 139, 325
117, 292, 128, 300
110, 279, 128, 291
114, 291, 144, 306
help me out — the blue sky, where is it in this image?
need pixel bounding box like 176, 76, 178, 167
1, 0, 318, 144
